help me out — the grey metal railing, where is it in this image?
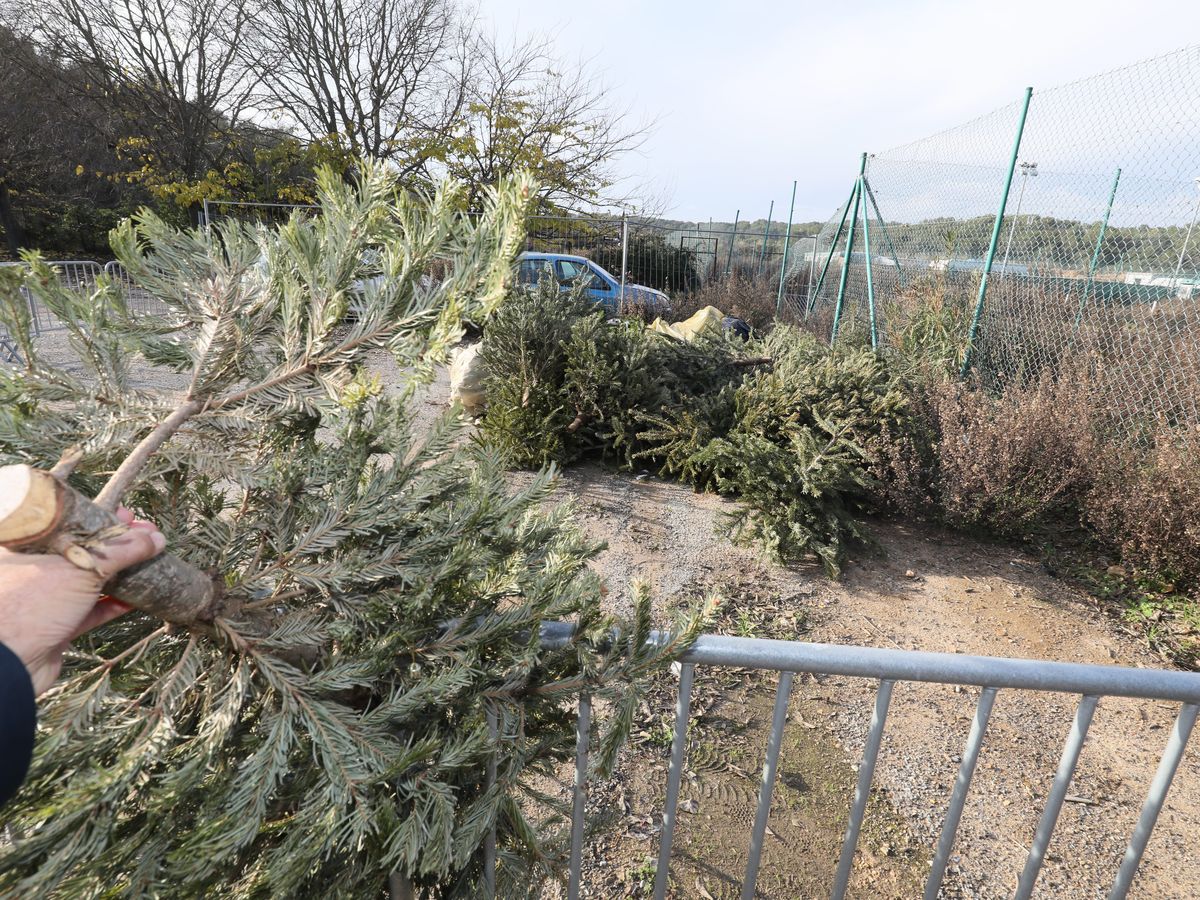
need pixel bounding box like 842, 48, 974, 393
500, 624, 1200, 900
0, 261, 176, 365
102, 261, 172, 316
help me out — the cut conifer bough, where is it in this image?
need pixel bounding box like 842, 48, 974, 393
0, 464, 220, 625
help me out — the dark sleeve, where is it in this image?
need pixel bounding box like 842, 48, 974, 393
0, 640, 36, 808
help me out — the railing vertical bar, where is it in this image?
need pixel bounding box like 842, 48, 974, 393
831, 679, 896, 900
1107, 702, 1199, 900
1014, 694, 1100, 899
568, 694, 592, 900
741, 670, 795, 899
653, 663, 695, 900
924, 686, 998, 900
484, 709, 498, 898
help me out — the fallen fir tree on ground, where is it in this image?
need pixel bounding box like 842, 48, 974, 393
477, 282, 907, 575
0, 164, 706, 898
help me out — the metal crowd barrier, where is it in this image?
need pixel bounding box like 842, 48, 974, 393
513, 623, 1200, 900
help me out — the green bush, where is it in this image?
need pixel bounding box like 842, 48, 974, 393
480, 289, 907, 575
479, 276, 744, 469
641, 328, 907, 574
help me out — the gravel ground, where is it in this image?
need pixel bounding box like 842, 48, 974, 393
534, 465, 1200, 899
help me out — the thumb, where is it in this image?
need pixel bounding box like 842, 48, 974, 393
89, 526, 167, 582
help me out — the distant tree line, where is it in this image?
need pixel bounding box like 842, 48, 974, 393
0, 0, 644, 257
872, 214, 1197, 275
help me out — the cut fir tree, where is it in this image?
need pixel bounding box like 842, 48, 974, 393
0, 163, 705, 898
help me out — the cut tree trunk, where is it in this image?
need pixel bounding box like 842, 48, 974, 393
0, 464, 221, 626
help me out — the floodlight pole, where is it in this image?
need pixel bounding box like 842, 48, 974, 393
757, 200, 774, 277
830, 154, 868, 344
1075, 167, 1122, 328
1168, 178, 1200, 297
961, 86, 1034, 378
999, 160, 1038, 280
776, 181, 797, 315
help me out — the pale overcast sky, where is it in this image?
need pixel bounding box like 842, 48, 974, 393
481, 0, 1200, 223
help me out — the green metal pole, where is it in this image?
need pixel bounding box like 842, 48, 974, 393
807, 181, 858, 316
960, 87, 1034, 378
830, 154, 868, 344
725, 209, 740, 277
1075, 167, 1121, 329
776, 181, 797, 315
757, 200, 774, 277
862, 177, 904, 288
860, 175, 878, 349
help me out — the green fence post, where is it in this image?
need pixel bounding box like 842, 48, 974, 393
725, 209, 740, 277
1075, 167, 1121, 329
862, 177, 904, 288
860, 176, 878, 349
830, 155, 868, 344
960, 86, 1034, 379
757, 200, 774, 277
776, 181, 797, 315
807, 181, 859, 317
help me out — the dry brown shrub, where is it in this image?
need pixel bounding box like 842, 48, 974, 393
873, 371, 1101, 537
1086, 427, 1200, 581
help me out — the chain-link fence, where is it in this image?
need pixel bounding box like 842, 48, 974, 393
806, 45, 1200, 431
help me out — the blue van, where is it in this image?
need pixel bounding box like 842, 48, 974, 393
517, 252, 670, 315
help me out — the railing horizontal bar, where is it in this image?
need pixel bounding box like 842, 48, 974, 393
925, 686, 997, 900
1015, 694, 1099, 899
742, 670, 795, 900
1108, 702, 1199, 899
538, 624, 1200, 703
831, 679, 895, 900
653, 663, 695, 900
568, 694, 592, 900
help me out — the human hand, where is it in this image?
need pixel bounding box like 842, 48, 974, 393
0, 508, 165, 695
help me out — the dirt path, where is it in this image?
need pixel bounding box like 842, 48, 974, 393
528, 464, 1200, 899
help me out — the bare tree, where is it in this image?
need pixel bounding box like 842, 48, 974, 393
445, 33, 648, 212
243, 0, 471, 179
28, 0, 254, 190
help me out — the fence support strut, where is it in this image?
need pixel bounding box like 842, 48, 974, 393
830, 154, 868, 344
1076, 167, 1122, 328
961, 86, 1034, 378
807, 181, 859, 317
725, 209, 740, 277
757, 200, 774, 277
862, 177, 905, 288
776, 180, 797, 315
